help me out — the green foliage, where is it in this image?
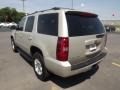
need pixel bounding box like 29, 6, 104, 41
0, 7, 25, 23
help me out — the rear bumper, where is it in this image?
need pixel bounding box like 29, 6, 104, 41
45, 47, 107, 77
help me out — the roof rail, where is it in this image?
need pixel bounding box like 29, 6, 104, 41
29, 11, 39, 15
40, 7, 67, 12
52, 7, 62, 10
28, 7, 72, 15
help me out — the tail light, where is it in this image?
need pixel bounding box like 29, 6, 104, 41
56, 37, 69, 61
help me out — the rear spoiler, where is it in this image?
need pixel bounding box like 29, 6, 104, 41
66, 11, 98, 18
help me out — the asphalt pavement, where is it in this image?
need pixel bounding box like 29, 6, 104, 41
0, 28, 120, 90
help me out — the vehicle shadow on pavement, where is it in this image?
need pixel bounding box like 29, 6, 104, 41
19, 53, 33, 67
50, 65, 99, 88
19, 51, 99, 88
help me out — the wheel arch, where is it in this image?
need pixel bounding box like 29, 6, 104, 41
11, 35, 13, 40
30, 46, 44, 57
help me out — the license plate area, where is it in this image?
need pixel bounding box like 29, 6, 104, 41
86, 44, 97, 52
89, 44, 97, 52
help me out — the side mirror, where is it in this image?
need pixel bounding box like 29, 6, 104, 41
16, 26, 23, 31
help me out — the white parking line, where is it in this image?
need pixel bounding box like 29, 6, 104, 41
112, 62, 120, 68
51, 84, 60, 90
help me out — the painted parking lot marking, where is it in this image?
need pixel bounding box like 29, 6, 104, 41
112, 62, 120, 68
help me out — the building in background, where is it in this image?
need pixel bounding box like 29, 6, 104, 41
102, 20, 120, 32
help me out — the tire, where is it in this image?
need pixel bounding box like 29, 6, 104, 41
11, 39, 18, 52
91, 64, 99, 71
33, 52, 49, 81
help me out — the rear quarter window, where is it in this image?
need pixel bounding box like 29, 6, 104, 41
37, 13, 58, 36
66, 12, 105, 37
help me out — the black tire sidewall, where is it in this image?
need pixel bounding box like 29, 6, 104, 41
33, 52, 48, 81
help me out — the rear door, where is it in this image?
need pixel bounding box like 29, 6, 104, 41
66, 11, 106, 64
36, 13, 58, 59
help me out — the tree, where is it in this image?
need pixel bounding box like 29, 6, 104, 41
0, 7, 25, 23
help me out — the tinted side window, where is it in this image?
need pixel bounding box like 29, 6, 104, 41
25, 16, 35, 32
37, 13, 58, 36
18, 17, 26, 31
66, 13, 105, 37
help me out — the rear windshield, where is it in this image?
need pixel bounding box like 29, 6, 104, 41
66, 12, 105, 37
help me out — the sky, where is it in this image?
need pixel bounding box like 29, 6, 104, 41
0, 0, 120, 20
